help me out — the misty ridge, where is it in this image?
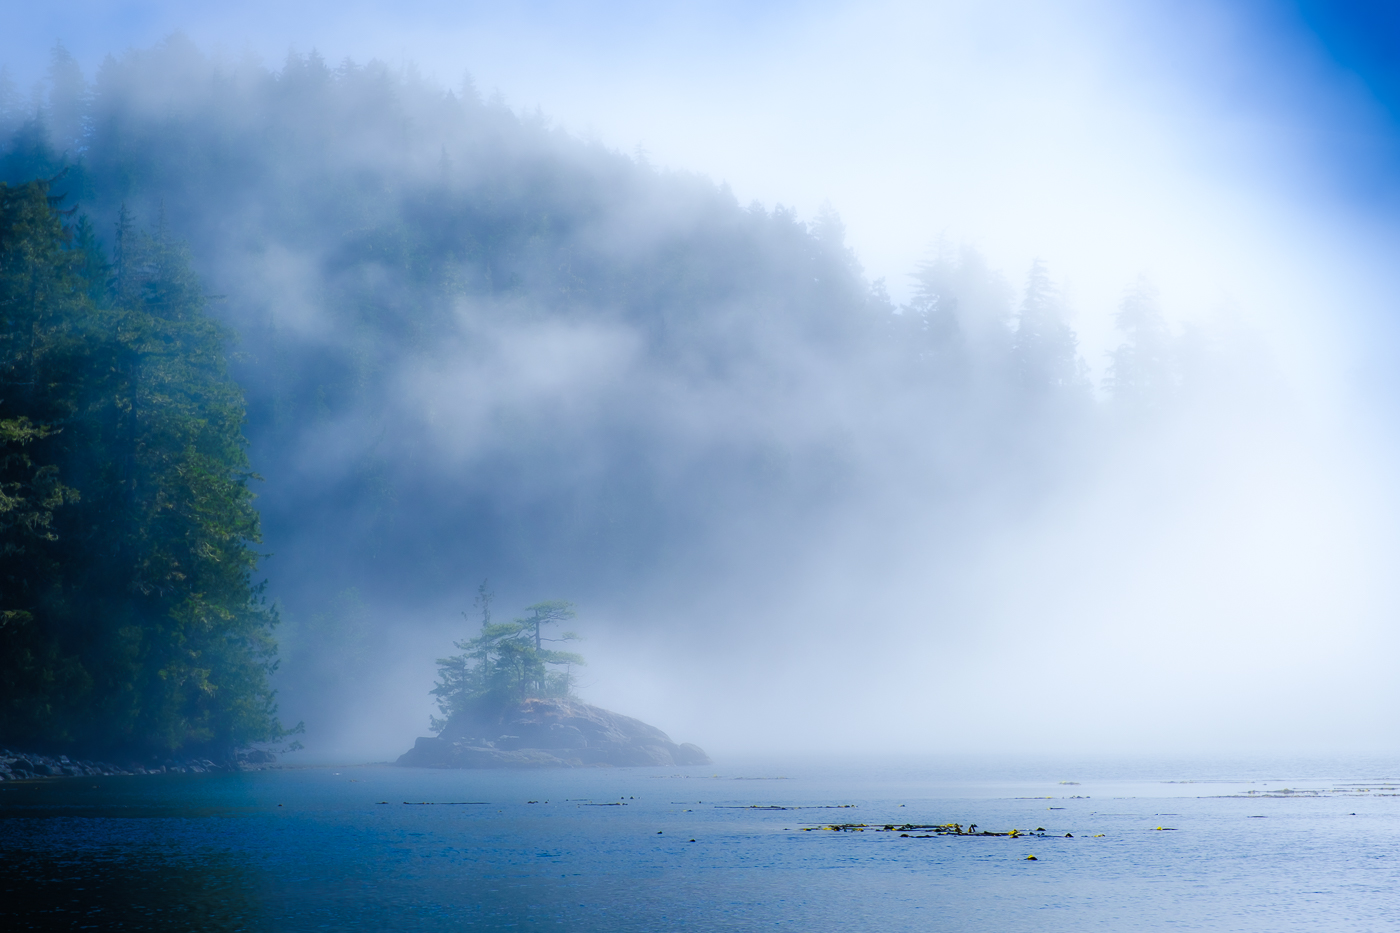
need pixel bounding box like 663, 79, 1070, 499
1, 38, 1304, 757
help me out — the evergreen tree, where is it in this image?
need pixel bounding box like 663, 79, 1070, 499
1106, 276, 1175, 407
431, 584, 584, 731
0, 179, 88, 646
1013, 260, 1085, 392
901, 243, 1014, 383
0, 178, 286, 756
517, 600, 581, 696
45, 44, 89, 158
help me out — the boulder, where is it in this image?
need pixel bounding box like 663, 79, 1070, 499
397, 698, 711, 769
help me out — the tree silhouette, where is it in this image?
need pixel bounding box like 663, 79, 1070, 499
1106, 276, 1175, 407
1013, 259, 1086, 392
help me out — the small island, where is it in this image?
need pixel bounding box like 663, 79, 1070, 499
397, 587, 709, 769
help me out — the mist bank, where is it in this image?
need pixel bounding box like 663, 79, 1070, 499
2, 38, 1391, 760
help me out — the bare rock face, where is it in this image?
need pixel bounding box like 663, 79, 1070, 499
396, 698, 711, 769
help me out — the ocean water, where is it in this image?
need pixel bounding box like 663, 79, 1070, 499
3, 755, 1399, 931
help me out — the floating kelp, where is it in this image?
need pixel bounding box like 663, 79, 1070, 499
800, 822, 1064, 838
1222, 784, 1400, 799
716, 805, 856, 810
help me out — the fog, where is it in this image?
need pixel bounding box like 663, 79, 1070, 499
4, 0, 1399, 762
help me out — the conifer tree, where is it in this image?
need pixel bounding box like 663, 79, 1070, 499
1106, 276, 1175, 407
0, 179, 286, 755
1013, 260, 1085, 392
431, 584, 584, 731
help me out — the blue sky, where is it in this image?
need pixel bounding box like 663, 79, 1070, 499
1299, 0, 1400, 116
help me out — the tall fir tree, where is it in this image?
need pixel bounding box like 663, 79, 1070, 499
0, 178, 286, 756
1106, 276, 1175, 407
1012, 260, 1085, 393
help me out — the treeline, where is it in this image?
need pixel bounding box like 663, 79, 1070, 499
0, 40, 1204, 750
0, 179, 285, 756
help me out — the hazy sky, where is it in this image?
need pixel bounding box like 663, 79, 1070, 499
6, 1, 1400, 368
7, 1, 1400, 759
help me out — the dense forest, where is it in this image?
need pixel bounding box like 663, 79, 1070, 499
0, 39, 1204, 755
0, 179, 284, 755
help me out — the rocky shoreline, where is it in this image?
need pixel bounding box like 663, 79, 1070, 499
0, 748, 279, 780
398, 697, 710, 769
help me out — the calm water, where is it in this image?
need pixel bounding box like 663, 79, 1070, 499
3, 756, 1399, 931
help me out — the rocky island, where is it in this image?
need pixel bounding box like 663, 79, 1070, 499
398, 589, 710, 769
397, 696, 710, 768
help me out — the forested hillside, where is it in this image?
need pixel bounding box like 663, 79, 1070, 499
0, 179, 284, 755
0, 39, 1193, 751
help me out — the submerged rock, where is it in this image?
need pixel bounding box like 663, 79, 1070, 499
396, 698, 711, 769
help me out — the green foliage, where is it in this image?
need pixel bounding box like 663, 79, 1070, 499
430, 582, 584, 731
0, 178, 285, 755
0, 416, 76, 627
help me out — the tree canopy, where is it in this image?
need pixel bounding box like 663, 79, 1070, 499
431, 583, 583, 730
0, 177, 286, 756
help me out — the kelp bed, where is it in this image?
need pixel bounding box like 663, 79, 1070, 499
802, 822, 1071, 838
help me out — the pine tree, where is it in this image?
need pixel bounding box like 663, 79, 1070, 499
45, 44, 90, 158
0, 179, 89, 704
1012, 260, 1086, 393
1106, 277, 1174, 407
901, 243, 1014, 384
430, 584, 584, 731
0, 179, 286, 756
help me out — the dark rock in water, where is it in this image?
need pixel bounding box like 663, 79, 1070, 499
396, 698, 711, 769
